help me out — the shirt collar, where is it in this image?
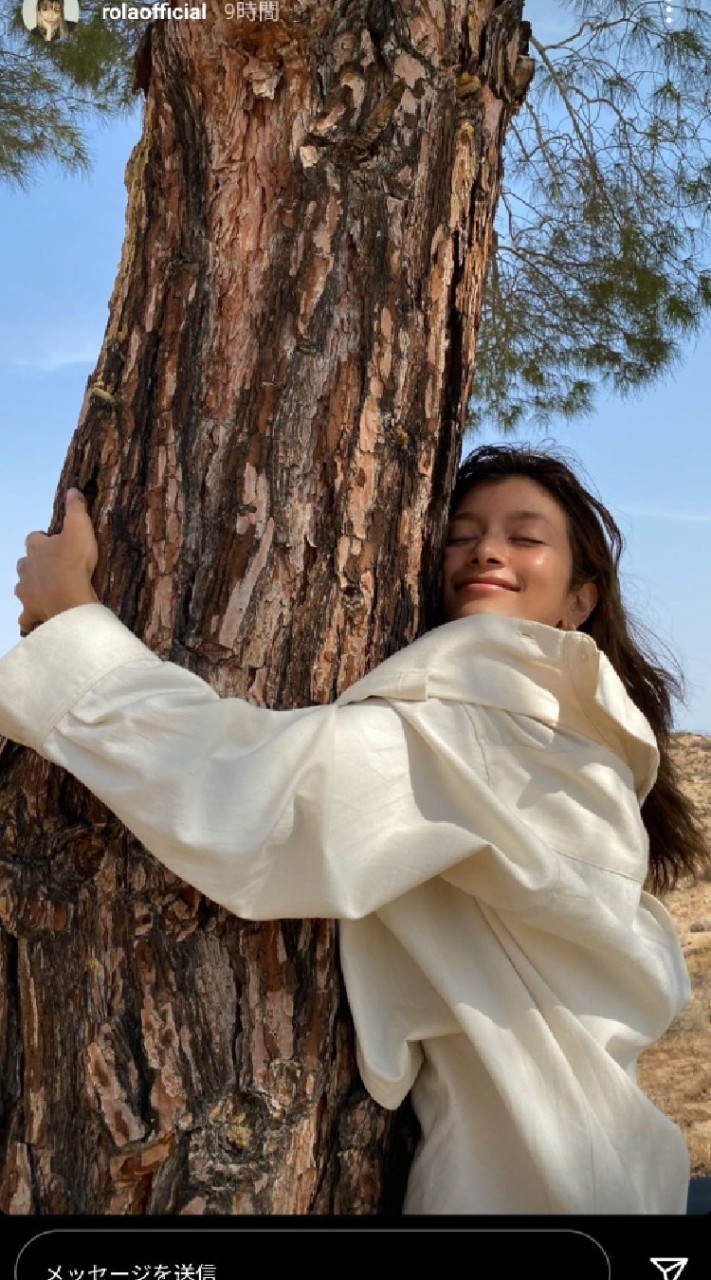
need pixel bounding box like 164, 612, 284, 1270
336, 614, 659, 801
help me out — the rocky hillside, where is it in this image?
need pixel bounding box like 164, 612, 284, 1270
671, 732, 711, 854
637, 733, 711, 1178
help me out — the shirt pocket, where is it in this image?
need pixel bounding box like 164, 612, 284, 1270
471, 709, 646, 880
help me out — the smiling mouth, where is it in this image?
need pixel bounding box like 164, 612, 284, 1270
456, 581, 517, 592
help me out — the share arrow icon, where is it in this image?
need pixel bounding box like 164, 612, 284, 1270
650, 1261, 689, 1280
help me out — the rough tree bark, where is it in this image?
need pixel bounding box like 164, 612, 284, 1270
0, 0, 533, 1213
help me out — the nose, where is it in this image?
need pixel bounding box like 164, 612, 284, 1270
466, 532, 505, 564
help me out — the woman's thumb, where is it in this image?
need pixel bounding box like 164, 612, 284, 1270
65, 487, 87, 510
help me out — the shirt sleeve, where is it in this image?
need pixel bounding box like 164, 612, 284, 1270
0, 605, 486, 920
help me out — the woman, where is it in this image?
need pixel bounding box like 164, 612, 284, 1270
1, 444, 706, 1214
23, 0, 79, 41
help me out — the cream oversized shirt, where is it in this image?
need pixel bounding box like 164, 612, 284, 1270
0, 606, 691, 1214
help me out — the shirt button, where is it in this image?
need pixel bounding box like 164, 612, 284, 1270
579, 650, 589, 662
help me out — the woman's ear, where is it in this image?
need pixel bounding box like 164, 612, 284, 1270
563, 581, 598, 631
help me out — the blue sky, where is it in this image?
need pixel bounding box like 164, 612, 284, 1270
0, 3, 709, 732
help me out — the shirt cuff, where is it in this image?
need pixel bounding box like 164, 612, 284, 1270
0, 604, 160, 751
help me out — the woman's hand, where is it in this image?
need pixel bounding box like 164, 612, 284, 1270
15, 489, 99, 635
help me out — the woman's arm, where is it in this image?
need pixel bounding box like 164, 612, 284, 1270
0, 602, 488, 920
2, 490, 489, 919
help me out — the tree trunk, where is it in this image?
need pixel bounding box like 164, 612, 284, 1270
0, 0, 532, 1214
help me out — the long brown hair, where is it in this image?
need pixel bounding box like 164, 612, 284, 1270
434, 442, 708, 895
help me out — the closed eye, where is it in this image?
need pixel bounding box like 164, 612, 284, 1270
445, 534, 545, 546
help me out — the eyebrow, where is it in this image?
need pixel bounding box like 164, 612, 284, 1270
448, 509, 555, 527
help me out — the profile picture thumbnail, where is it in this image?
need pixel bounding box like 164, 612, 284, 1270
22, 0, 79, 41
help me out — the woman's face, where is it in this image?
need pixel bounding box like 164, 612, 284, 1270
441, 476, 597, 630
37, 0, 61, 30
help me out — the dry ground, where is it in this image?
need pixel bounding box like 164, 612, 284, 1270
636, 733, 711, 1177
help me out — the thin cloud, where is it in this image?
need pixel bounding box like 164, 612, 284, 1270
620, 504, 711, 524
13, 331, 99, 374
